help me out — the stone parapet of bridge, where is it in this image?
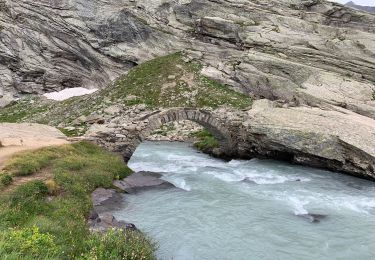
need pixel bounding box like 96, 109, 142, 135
87, 107, 242, 161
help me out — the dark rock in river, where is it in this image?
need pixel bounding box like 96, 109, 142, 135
242, 177, 257, 184
88, 209, 99, 220
346, 182, 363, 190
113, 171, 176, 194
90, 188, 137, 232
89, 212, 137, 233
297, 213, 328, 223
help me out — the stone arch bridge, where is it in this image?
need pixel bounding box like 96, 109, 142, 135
85, 104, 375, 181
89, 108, 241, 162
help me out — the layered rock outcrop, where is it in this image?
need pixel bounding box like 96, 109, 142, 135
0, 0, 175, 106
1, 0, 375, 113
241, 100, 375, 180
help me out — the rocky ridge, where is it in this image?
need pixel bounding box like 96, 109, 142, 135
346, 1, 375, 13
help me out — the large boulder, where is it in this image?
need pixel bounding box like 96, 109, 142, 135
0, 123, 68, 147
113, 171, 176, 194
239, 100, 375, 180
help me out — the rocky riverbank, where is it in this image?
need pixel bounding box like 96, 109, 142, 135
89, 171, 177, 233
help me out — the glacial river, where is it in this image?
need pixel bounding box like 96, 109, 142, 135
112, 141, 375, 260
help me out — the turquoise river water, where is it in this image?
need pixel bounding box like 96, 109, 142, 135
112, 141, 375, 260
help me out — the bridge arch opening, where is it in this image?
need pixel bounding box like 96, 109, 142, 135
120, 108, 235, 162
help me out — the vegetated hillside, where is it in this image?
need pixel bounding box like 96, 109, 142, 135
0, 53, 252, 135
0, 142, 156, 259
346, 1, 375, 13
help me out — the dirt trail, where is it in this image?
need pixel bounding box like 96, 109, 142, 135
0, 169, 53, 194
0, 123, 69, 193
0, 123, 69, 168
1, 146, 45, 169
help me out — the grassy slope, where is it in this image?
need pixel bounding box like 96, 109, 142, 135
0, 142, 156, 259
0, 53, 252, 136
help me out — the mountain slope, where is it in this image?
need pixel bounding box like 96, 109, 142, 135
0, 0, 374, 118
346, 1, 375, 13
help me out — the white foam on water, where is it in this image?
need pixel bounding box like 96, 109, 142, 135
252, 175, 290, 185
227, 159, 250, 167
326, 195, 375, 214
205, 170, 244, 182
289, 197, 309, 215
163, 176, 191, 191
233, 168, 310, 185
166, 154, 224, 169
43, 87, 98, 101
275, 191, 375, 215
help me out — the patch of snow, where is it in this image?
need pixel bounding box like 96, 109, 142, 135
43, 87, 98, 101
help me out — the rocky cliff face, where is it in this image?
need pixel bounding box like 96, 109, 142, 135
0, 0, 176, 105
1, 0, 375, 114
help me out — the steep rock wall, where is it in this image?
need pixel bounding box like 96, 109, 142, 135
0, 0, 374, 116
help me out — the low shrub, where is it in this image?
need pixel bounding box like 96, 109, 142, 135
1, 226, 58, 258
82, 229, 156, 260
0, 174, 13, 186
45, 179, 60, 195
191, 129, 220, 152
10, 180, 49, 205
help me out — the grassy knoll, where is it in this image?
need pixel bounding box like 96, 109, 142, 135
0, 52, 252, 135
0, 142, 156, 259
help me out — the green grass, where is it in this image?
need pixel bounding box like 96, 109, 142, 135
0, 52, 252, 135
191, 129, 220, 152
150, 123, 176, 136
0, 142, 156, 259
2, 146, 63, 176
0, 174, 13, 186
0, 96, 51, 123
105, 52, 252, 108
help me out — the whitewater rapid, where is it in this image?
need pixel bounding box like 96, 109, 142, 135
112, 141, 375, 260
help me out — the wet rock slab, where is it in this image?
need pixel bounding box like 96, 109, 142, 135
113, 171, 176, 194
89, 212, 137, 233
89, 172, 176, 233
91, 188, 124, 214
90, 188, 137, 232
